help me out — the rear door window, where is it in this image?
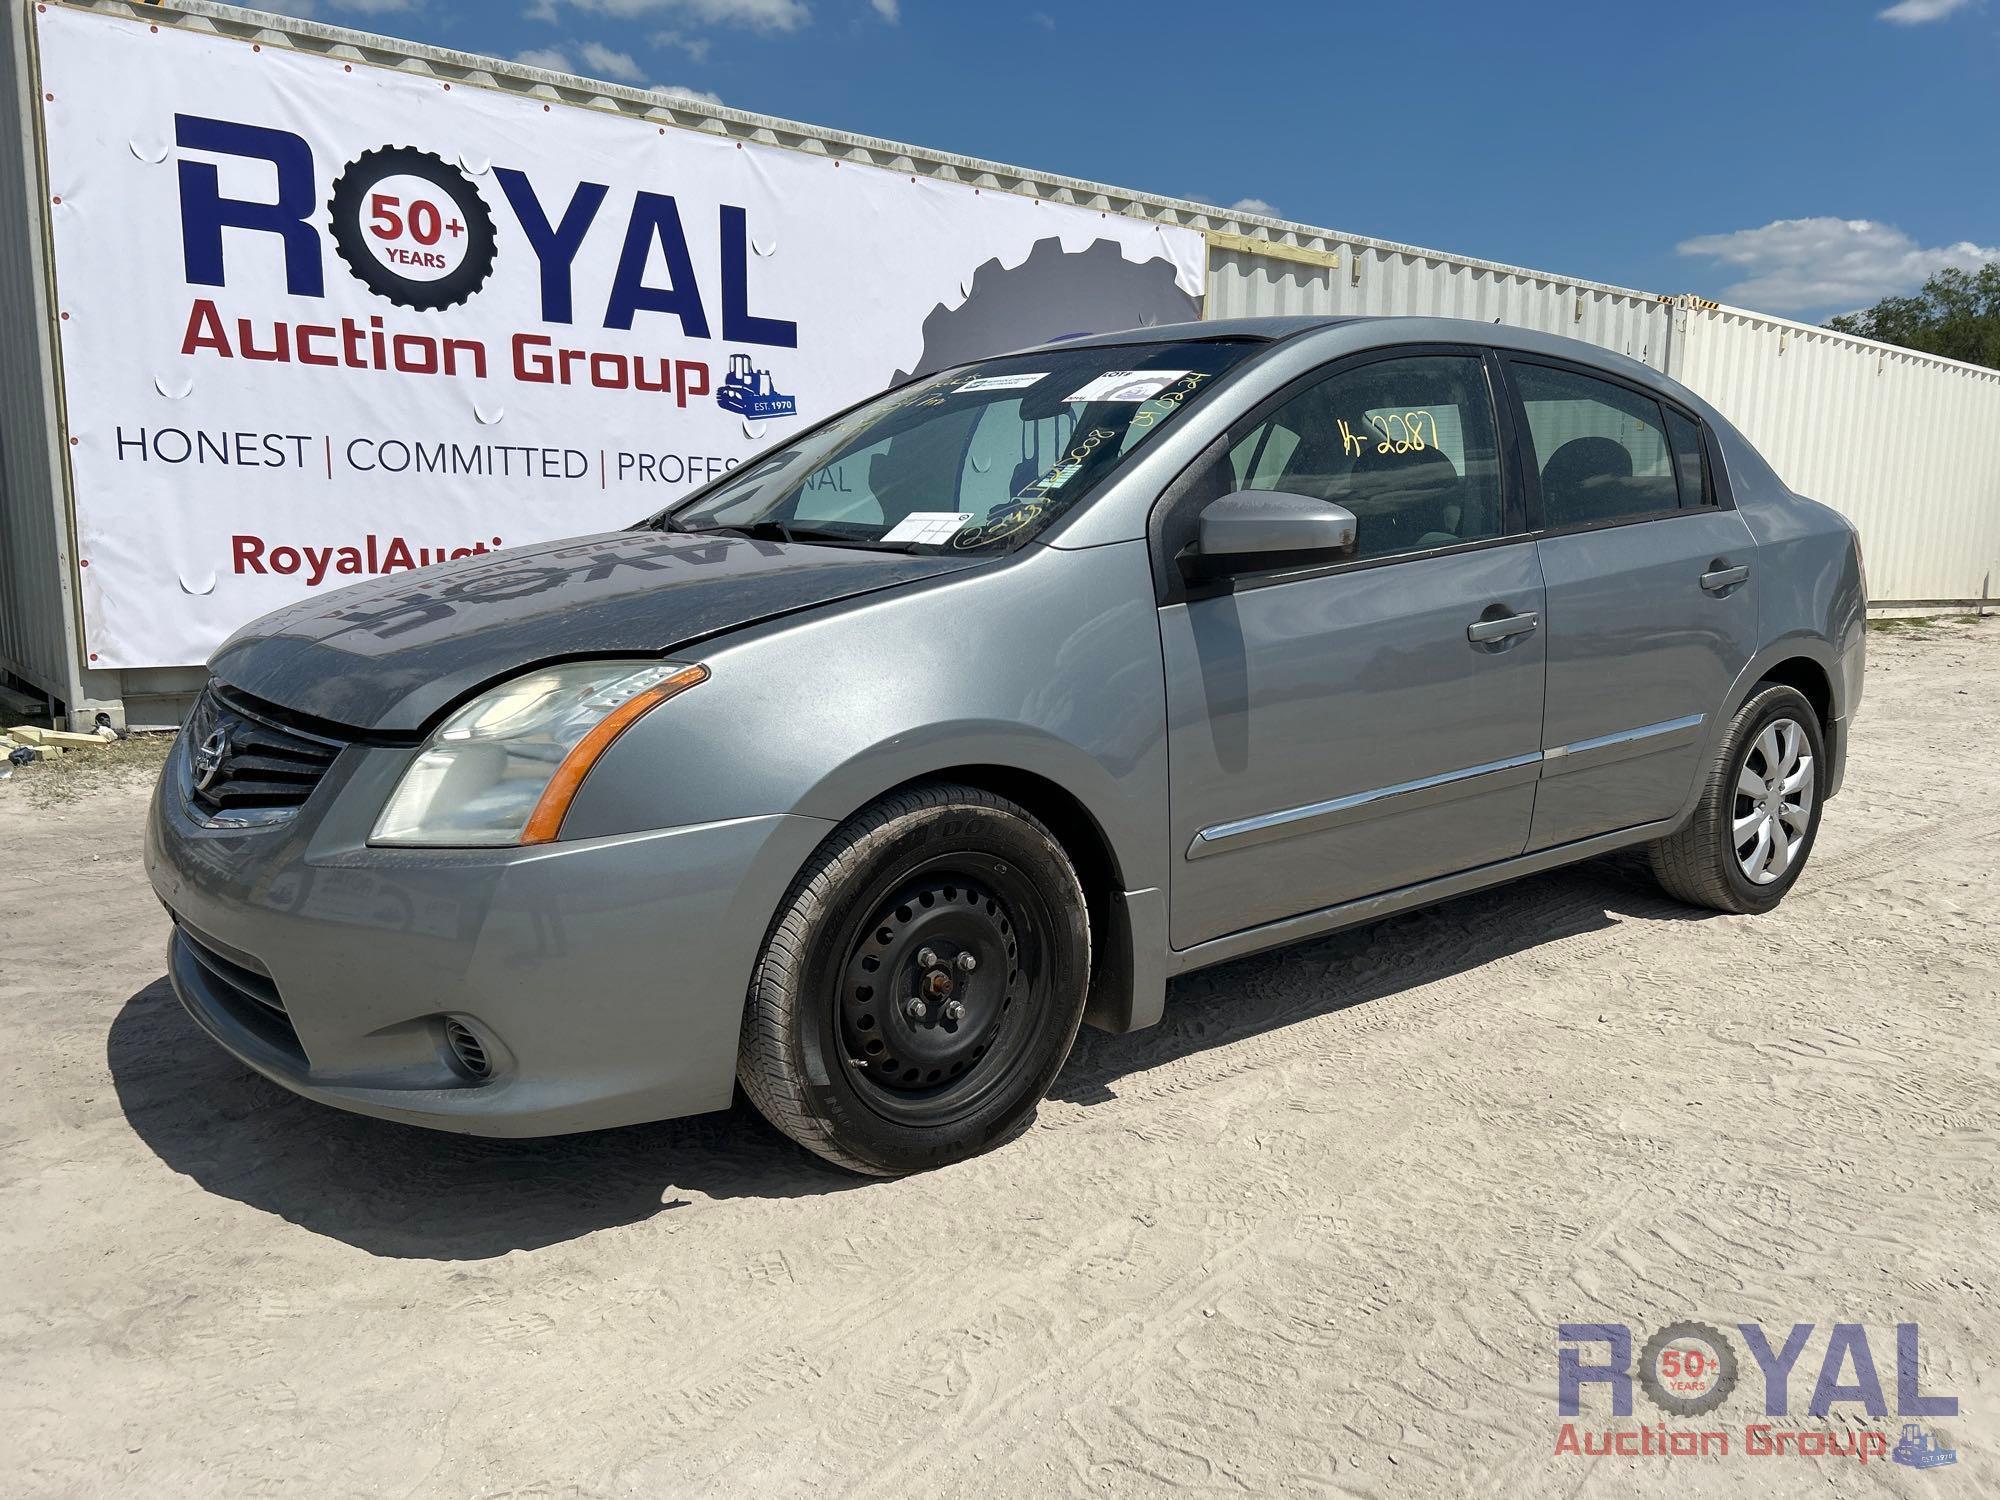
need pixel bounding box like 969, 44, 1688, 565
1511, 362, 1680, 528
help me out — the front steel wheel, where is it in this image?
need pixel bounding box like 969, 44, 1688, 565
1647, 684, 1826, 914
738, 783, 1091, 1175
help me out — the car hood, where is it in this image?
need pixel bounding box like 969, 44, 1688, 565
209, 528, 984, 735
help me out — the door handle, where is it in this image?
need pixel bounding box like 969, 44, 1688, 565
1466, 611, 1539, 644
1701, 563, 1750, 593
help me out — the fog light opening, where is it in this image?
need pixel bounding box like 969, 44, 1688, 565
443, 1018, 492, 1080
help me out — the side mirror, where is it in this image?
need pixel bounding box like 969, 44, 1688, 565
1182, 489, 1359, 584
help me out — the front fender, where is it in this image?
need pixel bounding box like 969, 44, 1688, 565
559, 537, 1172, 898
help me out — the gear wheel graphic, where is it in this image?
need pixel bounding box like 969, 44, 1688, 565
893, 236, 1202, 384
328, 146, 498, 311
1637, 1320, 1740, 1417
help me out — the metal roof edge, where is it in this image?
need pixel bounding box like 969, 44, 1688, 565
79, 0, 1669, 307
1673, 293, 2000, 384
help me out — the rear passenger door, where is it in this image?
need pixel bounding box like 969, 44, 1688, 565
1501, 358, 1760, 851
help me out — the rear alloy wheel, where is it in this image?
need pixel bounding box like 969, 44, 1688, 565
738, 784, 1090, 1175
1647, 684, 1826, 914
1732, 716, 1816, 886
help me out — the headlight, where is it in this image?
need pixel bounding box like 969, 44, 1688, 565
371, 660, 708, 847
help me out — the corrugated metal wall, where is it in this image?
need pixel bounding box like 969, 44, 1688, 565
1669, 302, 2000, 604
0, 0, 78, 705
1208, 242, 1673, 369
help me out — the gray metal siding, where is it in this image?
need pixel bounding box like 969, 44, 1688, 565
0, 0, 78, 703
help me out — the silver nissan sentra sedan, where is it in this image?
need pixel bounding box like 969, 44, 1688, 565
147, 315, 1865, 1174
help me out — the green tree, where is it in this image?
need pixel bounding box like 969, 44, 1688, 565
1826, 263, 2000, 369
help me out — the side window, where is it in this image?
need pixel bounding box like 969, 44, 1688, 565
1223, 355, 1506, 562
1665, 408, 1714, 508
1512, 362, 1679, 528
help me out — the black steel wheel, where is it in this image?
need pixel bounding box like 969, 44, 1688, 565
738, 784, 1091, 1175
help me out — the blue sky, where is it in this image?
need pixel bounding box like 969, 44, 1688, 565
265, 0, 1997, 320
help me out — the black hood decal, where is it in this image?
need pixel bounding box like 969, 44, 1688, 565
209, 528, 982, 734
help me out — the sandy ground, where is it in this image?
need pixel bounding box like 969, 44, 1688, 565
1, 620, 1994, 1498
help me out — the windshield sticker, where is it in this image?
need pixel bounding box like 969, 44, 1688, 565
881, 511, 973, 545
951, 501, 1045, 550
1064, 369, 1192, 404
1128, 369, 1213, 431
958, 372, 1048, 393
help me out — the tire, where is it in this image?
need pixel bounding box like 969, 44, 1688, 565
737, 783, 1091, 1175
1646, 684, 1826, 914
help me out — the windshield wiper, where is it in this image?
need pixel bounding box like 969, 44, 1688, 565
680, 519, 925, 552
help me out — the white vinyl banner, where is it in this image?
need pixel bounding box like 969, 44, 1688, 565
35, 6, 1206, 669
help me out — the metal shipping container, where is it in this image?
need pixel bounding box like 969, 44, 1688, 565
1669, 299, 2000, 607
0, 0, 75, 712
2, 0, 1995, 726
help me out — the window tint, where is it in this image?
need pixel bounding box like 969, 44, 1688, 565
1513, 363, 1679, 528
1665, 408, 1713, 509
1219, 355, 1506, 562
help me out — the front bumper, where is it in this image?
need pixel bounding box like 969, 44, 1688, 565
145, 731, 831, 1137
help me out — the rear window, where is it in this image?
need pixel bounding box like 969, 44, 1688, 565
1513, 362, 1679, 528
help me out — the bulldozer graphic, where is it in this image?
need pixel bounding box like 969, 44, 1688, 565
1891, 1424, 1957, 1469
717, 353, 797, 419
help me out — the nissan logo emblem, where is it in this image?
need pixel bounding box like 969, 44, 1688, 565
191, 728, 231, 791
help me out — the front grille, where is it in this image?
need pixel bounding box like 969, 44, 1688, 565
174, 922, 306, 1063
184, 683, 348, 819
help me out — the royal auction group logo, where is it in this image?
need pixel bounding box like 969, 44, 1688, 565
1557, 1320, 1959, 1468
327, 145, 499, 311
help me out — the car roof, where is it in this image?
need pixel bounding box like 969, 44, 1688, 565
1033, 315, 1371, 351
1042, 312, 1702, 411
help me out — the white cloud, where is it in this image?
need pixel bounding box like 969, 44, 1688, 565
1878, 0, 1974, 22
524, 0, 560, 20
652, 82, 725, 106
579, 39, 646, 81
871, 0, 899, 18
514, 44, 575, 70
516, 40, 653, 84
561, 0, 809, 30
1227, 197, 1275, 217
650, 27, 713, 60
1676, 217, 2000, 313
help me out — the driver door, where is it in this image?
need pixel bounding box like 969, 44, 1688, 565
1159, 349, 1547, 949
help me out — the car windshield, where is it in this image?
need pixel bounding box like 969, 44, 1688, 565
650, 339, 1259, 552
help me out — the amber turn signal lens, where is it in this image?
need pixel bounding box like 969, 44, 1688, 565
520, 663, 709, 844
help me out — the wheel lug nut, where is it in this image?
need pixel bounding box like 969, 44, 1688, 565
943, 999, 965, 1021
905, 996, 928, 1019
956, 953, 977, 972
917, 947, 938, 969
